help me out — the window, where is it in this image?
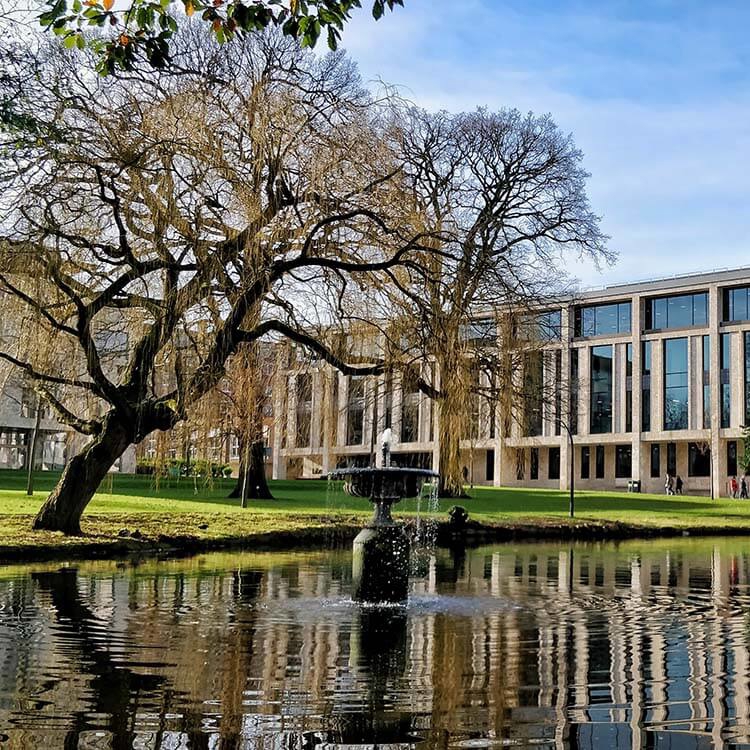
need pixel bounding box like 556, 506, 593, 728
548, 447, 560, 480
728, 441, 738, 476
517, 310, 562, 341
401, 366, 420, 442
295, 373, 313, 447
703, 336, 711, 429
570, 349, 579, 435
524, 351, 544, 436
515, 449, 525, 480
574, 302, 631, 337
664, 338, 688, 430
688, 443, 711, 477
615, 445, 632, 478
554, 350, 562, 436
486, 449, 495, 482
723, 286, 750, 322
667, 442, 677, 476
595, 445, 605, 479
650, 444, 660, 478
721, 333, 731, 428
581, 446, 590, 479
642, 341, 651, 432
530, 447, 539, 480
0, 429, 28, 470
625, 343, 633, 433
644, 292, 707, 330
346, 376, 365, 445
590, 345, 613, 434
460, 318, 497, 344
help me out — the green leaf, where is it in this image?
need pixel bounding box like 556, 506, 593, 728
372, 0, 383, 19
62, 33, 78, 49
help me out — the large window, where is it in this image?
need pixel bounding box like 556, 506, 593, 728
703, 336, 711, 429
664, 338, 688, 430
615, 445, 632, 478
401, 366, 420, 442
721, 333, 731, 428
548, 447, 560, 480
530, 448, 539, 480
642, 341, 651, 432
0, 430, 27, 470
590, 345, 613, 434
644, 292, 707, 331
688, 443, 710, 477
460, 318, 497, 344
723, 286, 750, 322
574, 302, 631, 338
553, 350, 562, 436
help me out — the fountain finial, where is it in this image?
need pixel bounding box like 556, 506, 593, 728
381, 428, 393, 468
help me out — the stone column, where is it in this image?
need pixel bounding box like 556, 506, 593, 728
709, 285, 722, 498
631, 294, 643, 482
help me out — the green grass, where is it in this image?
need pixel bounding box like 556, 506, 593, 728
1, 469, 750, 558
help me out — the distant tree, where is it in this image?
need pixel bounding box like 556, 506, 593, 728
38, 0, 403, 74
385, 107, 611, 497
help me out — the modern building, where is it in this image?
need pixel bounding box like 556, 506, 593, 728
273, 266, 750, 498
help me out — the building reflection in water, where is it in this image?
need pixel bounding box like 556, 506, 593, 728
0, 541, 750, 748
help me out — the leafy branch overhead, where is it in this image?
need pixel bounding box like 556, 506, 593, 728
39, 0, 403, 73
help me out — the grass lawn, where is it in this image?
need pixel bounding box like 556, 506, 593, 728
1, 469, 750, 558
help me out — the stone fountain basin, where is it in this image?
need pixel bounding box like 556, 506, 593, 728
327, 466, 438, 501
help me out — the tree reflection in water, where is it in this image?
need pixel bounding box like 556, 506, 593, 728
0, 542, 749, 748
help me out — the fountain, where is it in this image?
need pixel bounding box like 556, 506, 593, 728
327, 429, 438, 603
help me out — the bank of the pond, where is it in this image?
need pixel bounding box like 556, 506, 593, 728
3, 471, 750, 562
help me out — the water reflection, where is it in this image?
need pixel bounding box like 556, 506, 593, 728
2, 541, 750, 747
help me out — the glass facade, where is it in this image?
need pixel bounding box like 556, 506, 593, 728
664, 338, 688, 430
590, 345, 613, 434
645, 293, 708, 331
530, 447, 539, 480
723, 286, 750, 322
703, 336, 711, 429
642, 341, 652, 432
574, 302, 631, 338
667, 442, 677, 476
728, 441, 738, 477
554, 350, 562, 436
346, 376, 365, 445
721, 333, 731, 428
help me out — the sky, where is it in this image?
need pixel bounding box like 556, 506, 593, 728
337, 0, 750, 289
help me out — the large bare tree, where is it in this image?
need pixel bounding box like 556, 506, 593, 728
385, 107, 611, 496
0, 29, 437, 533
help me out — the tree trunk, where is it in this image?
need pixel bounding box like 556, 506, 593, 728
228, 438, 273, 502
32, 415, 133, 535
26, 392, 42, 496
437, 393, 469, 498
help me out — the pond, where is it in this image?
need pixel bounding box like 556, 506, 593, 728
2, 538, 750, 748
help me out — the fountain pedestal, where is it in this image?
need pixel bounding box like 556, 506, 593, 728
352, 498, 410, 602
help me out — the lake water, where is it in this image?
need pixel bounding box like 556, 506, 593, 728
2, 538, 750, 748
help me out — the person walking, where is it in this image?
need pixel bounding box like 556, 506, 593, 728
665, 474, 674, 495
741, 476, 748, 500
675, 475, 683, 495
731, 475, 739, 499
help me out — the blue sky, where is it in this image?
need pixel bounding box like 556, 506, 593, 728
339, 0, 750, 287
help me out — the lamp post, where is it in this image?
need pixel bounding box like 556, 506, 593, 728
561, 419, 575, 518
